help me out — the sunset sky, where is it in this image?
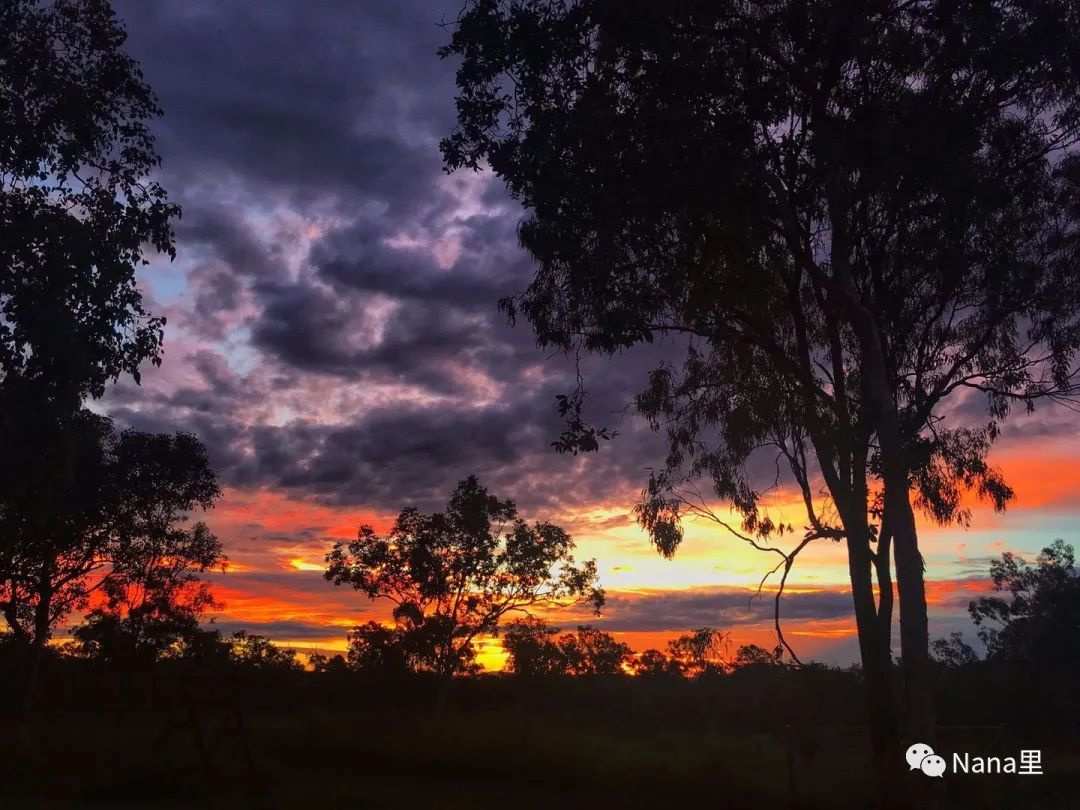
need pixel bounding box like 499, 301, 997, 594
92, 0, 1080, 668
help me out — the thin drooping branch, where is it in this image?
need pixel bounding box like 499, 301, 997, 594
669, 483, 841, 666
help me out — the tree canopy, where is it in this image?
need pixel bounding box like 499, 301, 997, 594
970, 539, 1080, 671
326, 476, 604, 677
0, 415, 222, 650
441, 1, 1080, 772
0, 0, 186, 713
0, 0, 178, 407
502, 619, 635, 676
665, 627, 730, 677
71, 517, 224, 666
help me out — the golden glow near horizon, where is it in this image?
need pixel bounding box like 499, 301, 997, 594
288, 558, 325, 572
177, 438, 1080, 668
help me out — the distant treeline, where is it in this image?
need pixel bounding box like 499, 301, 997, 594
4, 466, 1077, 727
2, 538, 1076, 736
0, 624, 1075, 740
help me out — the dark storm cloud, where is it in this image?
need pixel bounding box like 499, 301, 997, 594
113, 0, 456, 210
312, 209, 529, 305
592, 587, 856, 633
214, 374, 668, 515
279, 206, 550, 389
107, 349, 672, 518
247, 273, 511, 393
210, 621, 344, 642
99, 0, 718, 520
179, 204, 287, 283
112, 0, 553, 389
108, 398, 251, 478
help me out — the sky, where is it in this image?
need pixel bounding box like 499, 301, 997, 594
94, 0, 1080, 668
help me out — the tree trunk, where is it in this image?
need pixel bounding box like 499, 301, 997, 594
863, 369, 934, 746
21, 639, 45, 717
884, 480, 934, 743
1, 586, 29, 646
844, 301, 936, 748
795, 326, 905, 806
820, 160, 937, 750
847, 534, 903, 810
19, 583, 54, 717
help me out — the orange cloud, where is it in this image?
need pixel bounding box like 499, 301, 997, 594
212, 486, 391, 539
992, 450, 1080, 511
923, 577, 992, 608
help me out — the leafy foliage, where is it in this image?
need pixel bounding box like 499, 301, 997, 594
929, 632, 979, 669
736, 643, 785, 668
0, 0, 179, 406
0, 409, 116, 643
503, 620, 743, 677
550, 389, 617, 455
441, 0, 1080, 553
502, 619, 632, 676
441, 0, 1080, 755
969, 540, 1080, 671
326, 476, 604, 677
308, 651, 349, 674
228, 630, 302, 673
502, 616, 565, 675
557, 625, 633, 675
0, 0, 187, 675
1, 414, 222, 648
346, 618, 482, 676
666, 628, 730, 677
72, 522, 224, 665
633, 648, 681, 677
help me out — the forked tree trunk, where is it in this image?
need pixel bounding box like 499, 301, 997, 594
864, 366, 935, 746
842, 295, 936, 749
845, 527, 902, 809
798, 354, 905, 805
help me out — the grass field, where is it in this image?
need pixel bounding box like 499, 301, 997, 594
2, 697, 1077, 809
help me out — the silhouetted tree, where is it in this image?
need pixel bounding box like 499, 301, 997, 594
308, 651, 349, 675
0, 0, 180, 710
175, 626, 232, 667
442, 4, 1080, 789
633, 648, 680, 677
502, 616, 565, 676
736, 644, 784, 668
229, 631, 301, 673
970, 540, 1080, 672
326, 476, 604, 679
346, 622, 409, 674
345, 619, 480, 675
2, 422, 220, 652
1, 418, 219, 717
667, 628, 729, 677
72, 522, 223, 665
1, 410, 115, 650
556, 625, 632, 676
0, 0, 177, 409
929, 632, 979, 669
72, 432, 223, 664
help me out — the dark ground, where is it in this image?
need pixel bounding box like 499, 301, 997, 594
0, 668, 1076, 809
